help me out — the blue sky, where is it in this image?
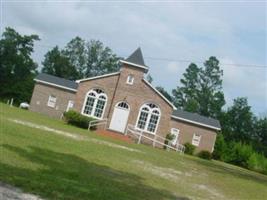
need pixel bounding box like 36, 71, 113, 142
1, 1, 266, 115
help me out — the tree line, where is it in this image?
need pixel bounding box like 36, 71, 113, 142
0, 27, 266, 173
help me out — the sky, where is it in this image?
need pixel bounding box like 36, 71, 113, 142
1, 1, 267, 116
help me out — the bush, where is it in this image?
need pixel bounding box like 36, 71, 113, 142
164, 133, 175, 149
63, 110, 96, 129
198, 150, 212, 160
212, 133, 227, 160
184, 142, 196, 155
247, 153, 267, 175
228, 142, 254, 168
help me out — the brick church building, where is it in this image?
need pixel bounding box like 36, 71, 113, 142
30, 48, 221, 152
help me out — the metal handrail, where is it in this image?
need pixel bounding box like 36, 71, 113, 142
126, 124, 185, 153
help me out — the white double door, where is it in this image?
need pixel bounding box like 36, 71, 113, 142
109, 102, 130, 133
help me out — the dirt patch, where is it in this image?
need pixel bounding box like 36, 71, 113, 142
194, 184, 225, 199
96, 130, 133, 143
0, 182, 44, 200
8, 118, 141, 153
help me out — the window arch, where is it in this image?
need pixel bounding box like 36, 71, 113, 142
116, 101, 129, 110
136, 103, 161, 134
82, 89, 107, 119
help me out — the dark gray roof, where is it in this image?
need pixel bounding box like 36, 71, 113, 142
172, 109, 221, 130
125, 47, 147, 68
35, 73, 78, 90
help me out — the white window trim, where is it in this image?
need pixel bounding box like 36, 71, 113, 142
135, 104, 161, 135
66, 100, 74, 111
170, 128, 180, 145
81, 89, 108, 120
192, 133, 201, 146
47, 95, 57, 108
126, 75, 134, 85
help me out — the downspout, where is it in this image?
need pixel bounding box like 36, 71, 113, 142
106, 72, 121, 119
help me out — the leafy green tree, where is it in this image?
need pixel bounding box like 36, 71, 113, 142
221, 97, 254, 143
0, 27, 39, 103
253, 117, 267, 156
85, 40, 120, 77
172, 57, 225, 118
156, 86, 173, 102
146, 74, 153, 83
41, 46, 78, 80
62, 37, 87, 79
172, 63, 200, 112
198, 57, 225, 117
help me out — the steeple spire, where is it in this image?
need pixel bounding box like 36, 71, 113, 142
120, 47, 148, 72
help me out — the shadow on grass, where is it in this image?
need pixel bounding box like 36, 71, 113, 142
192, 158, 267, 186
0, 144, 190, 200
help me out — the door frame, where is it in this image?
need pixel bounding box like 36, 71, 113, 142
109, 101, 130, 133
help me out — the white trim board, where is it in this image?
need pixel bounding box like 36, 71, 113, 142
34, 79, 77, 92
171, 115, 221, 131
120, 60, 148, 70
142, 78, 177, 110
76, 72, 120, 83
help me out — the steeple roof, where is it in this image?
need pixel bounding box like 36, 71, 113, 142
120, 47, 148, 71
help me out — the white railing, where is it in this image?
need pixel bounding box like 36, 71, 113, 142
88, 118, 108, 130
125, 124, 185, 154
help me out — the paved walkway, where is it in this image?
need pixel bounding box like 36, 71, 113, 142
0, 182, 43, 200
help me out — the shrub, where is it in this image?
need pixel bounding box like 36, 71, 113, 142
184, 142, 196, 155
247, 153, 267, 175
212, 133, 227, 160
228, 142, 254, 168
198, 150, 212, 160
164, 133, 175, 149
63, 110, 96, 129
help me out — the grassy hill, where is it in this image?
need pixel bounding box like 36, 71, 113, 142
0, 103, 267, 200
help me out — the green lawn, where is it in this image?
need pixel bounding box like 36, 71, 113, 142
0, 103, 267, 200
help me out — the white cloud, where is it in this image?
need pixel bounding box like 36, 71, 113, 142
2, 1, 266, 114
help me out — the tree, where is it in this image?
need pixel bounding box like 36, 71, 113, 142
0, 27, 39, 103
41, 46, 78, 80
85, 40, 120, 77
221, 97, 254, 143
253, 117, 267, 156
146, 74, 153, 83
172, 57, 225, 117
198, 57, 225, 117
212, 133, 227, 160
172, 63, 200, 112
62, 37, 87, 79
156, 86, 173, 102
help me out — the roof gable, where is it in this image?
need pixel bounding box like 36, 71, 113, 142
142, 78, 176, 110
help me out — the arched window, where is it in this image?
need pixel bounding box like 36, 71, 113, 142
136, 103, 161, 134
117, 101, 129, 110
82, 89, 107, 119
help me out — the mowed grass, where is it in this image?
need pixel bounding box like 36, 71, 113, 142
0, 103, 267, 200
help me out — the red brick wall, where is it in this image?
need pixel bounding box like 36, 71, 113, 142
29, 83, 76, 119
170, 118, 217, 153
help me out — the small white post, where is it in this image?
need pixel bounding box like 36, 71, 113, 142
88, 122, 91, 131
7, 99, 10, 105
125, 125, 128, 136
138, 132, 142, 144
152, 135, 156, 147
10, 98, 13, 107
